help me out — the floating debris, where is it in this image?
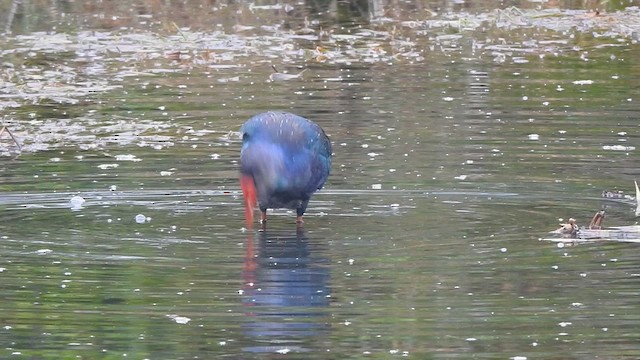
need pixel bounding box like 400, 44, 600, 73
572, 80, 594, 85
166, 314, 190, 324
602, 145, 635, 151
268, 65, 308, 82
114, 154, 142, 162
544, 183, 640, 244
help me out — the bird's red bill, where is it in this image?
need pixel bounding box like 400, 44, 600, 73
240, 175, 257, 228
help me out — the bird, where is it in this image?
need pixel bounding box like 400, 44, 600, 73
558, 218, 578, 236
239, 111, 332, 227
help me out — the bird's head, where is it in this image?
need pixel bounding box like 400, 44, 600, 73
239, 129, 285, 228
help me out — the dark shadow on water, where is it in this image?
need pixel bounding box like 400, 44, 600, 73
241, 227, 331, 354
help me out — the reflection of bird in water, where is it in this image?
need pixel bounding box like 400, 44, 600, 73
241, 228, 330, 354
239, 111, 332, 227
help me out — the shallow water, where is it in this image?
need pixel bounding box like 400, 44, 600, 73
1, 1, 640, 359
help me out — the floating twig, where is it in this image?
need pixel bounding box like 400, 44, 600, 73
172, 22, 188, 41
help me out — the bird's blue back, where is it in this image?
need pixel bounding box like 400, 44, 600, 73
240, 112, 331, 207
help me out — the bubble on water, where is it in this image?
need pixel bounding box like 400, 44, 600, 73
442, 96, 454, 101
371, 183, 382, 189
69, 195, 86, 209
0, 267, 6, 272
454, 175, 467, 180
135, 214, 147, 223
511, 357, 527, 360
36, 249, 53, 255
109, 185, 117, 191
557, 242, 565, 248
98, 163, 119, 170
348, 259, 355, 265
522, 96, 528, 100
211, 153, 221, 159
49, 157, 61, 162
500, 247, 507, 253
572, 79, 593, 85
276, 348, 291, 354
160, 171, 173, 176
559, 321, 572, 327
390, 203, 400, 208
361, 144, 369, 148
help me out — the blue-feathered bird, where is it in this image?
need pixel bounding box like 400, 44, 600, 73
240, 111, 332, 226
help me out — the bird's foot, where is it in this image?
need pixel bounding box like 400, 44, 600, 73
258, 212, 267, 231
296, 216, 304, 226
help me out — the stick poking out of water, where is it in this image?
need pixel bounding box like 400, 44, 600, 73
0, 126, 22, 151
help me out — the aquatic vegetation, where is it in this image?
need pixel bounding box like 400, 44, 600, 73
0, 5, 638, 154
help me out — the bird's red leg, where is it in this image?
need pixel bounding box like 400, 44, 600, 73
296, 215, 304, 225
240, 175, 257, 229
